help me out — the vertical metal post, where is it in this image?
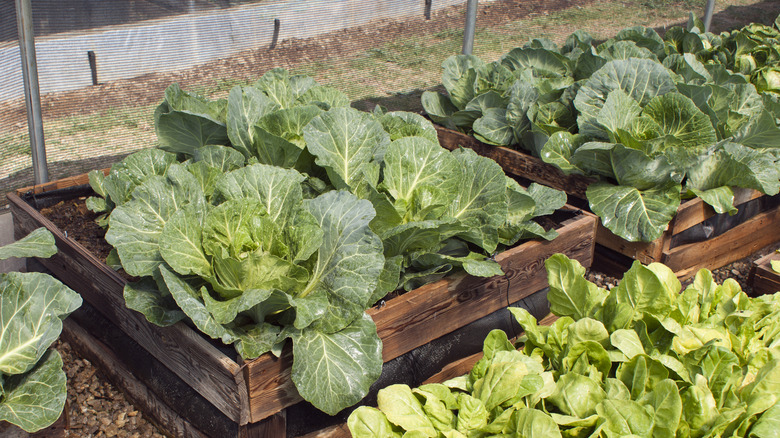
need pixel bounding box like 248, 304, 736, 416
16, 0, 48, 184
88, 51, 99, 85
270, 18, 280, 49
462, 0, 477, 55
703, 0, 715, 32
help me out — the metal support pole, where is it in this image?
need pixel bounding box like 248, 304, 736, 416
462, 0, 477, 55
703, 0, 715, 32
270, 18, 281, 49
16, 0, 48, 184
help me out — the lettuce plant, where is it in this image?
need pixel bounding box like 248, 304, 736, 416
349, 254, 780, 437
0, 228, 82, 432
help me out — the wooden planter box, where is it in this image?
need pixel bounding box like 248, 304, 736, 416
436, 126, 780, 280
8, 171, 596, 437
749, 251, 780, 296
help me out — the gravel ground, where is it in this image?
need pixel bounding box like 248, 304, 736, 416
52, 242, 780, 438
57, 341, 166, 438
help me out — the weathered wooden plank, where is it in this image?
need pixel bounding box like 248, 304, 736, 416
670, 188, 764, 236
663, 206, 780, 280
422, 313, 561, 386
298, 424, 350, 438
239, 412, 286, 438
8, 192, 249, 425
594, 223, 667, 265
749, 252, 780, 296
435, 126, 593, 199
13, 170, 106, 197
243, 349, 299, 424
501, 212, 596, 304
368, 270, 503, 362
368, 209, 595, 363
61, 318, 214, 438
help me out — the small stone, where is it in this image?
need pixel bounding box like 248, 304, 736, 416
105, 424, 120, 437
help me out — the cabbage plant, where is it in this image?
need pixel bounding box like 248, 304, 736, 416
105, 160, 385, 415
545, 55, 780, 241
89, 71, 568, 414
87, 68, 351, 221
300, 106, 565, 293
422, 21, 780, 243
349, 254, 780, 437
0, 228, 82, 432
101, 124, 564, 414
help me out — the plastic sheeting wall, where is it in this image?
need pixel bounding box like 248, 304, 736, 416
0, 0, 463, 102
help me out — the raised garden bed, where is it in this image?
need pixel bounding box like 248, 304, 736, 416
749, 251, 780, 297
8, 171, 596, 437
436, 126, 780, 281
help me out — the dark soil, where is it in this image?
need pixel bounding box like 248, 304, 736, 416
40, 197, 112, 262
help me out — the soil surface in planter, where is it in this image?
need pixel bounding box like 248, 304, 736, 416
40, 198, 111, 263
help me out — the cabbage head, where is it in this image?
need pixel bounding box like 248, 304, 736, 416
754, 67, 780, 94
107, 157, 386, 415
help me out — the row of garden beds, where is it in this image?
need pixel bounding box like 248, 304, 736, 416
9, 122, 780, 436
8, 161, 596, 436
8, 14, 780, 435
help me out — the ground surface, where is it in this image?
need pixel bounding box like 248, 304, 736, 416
0, 0, 595, 131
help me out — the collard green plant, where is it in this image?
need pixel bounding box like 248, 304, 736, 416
99, 119, 565, 414
0, 228, 82, 432
107, 158, 385, 415
89, 70, 568, 415
349, 253, 780, 437
422, 18, 780, 243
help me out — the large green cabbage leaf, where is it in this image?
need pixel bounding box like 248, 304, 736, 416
108, 158, 385, 414
0, 229, 81, 432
